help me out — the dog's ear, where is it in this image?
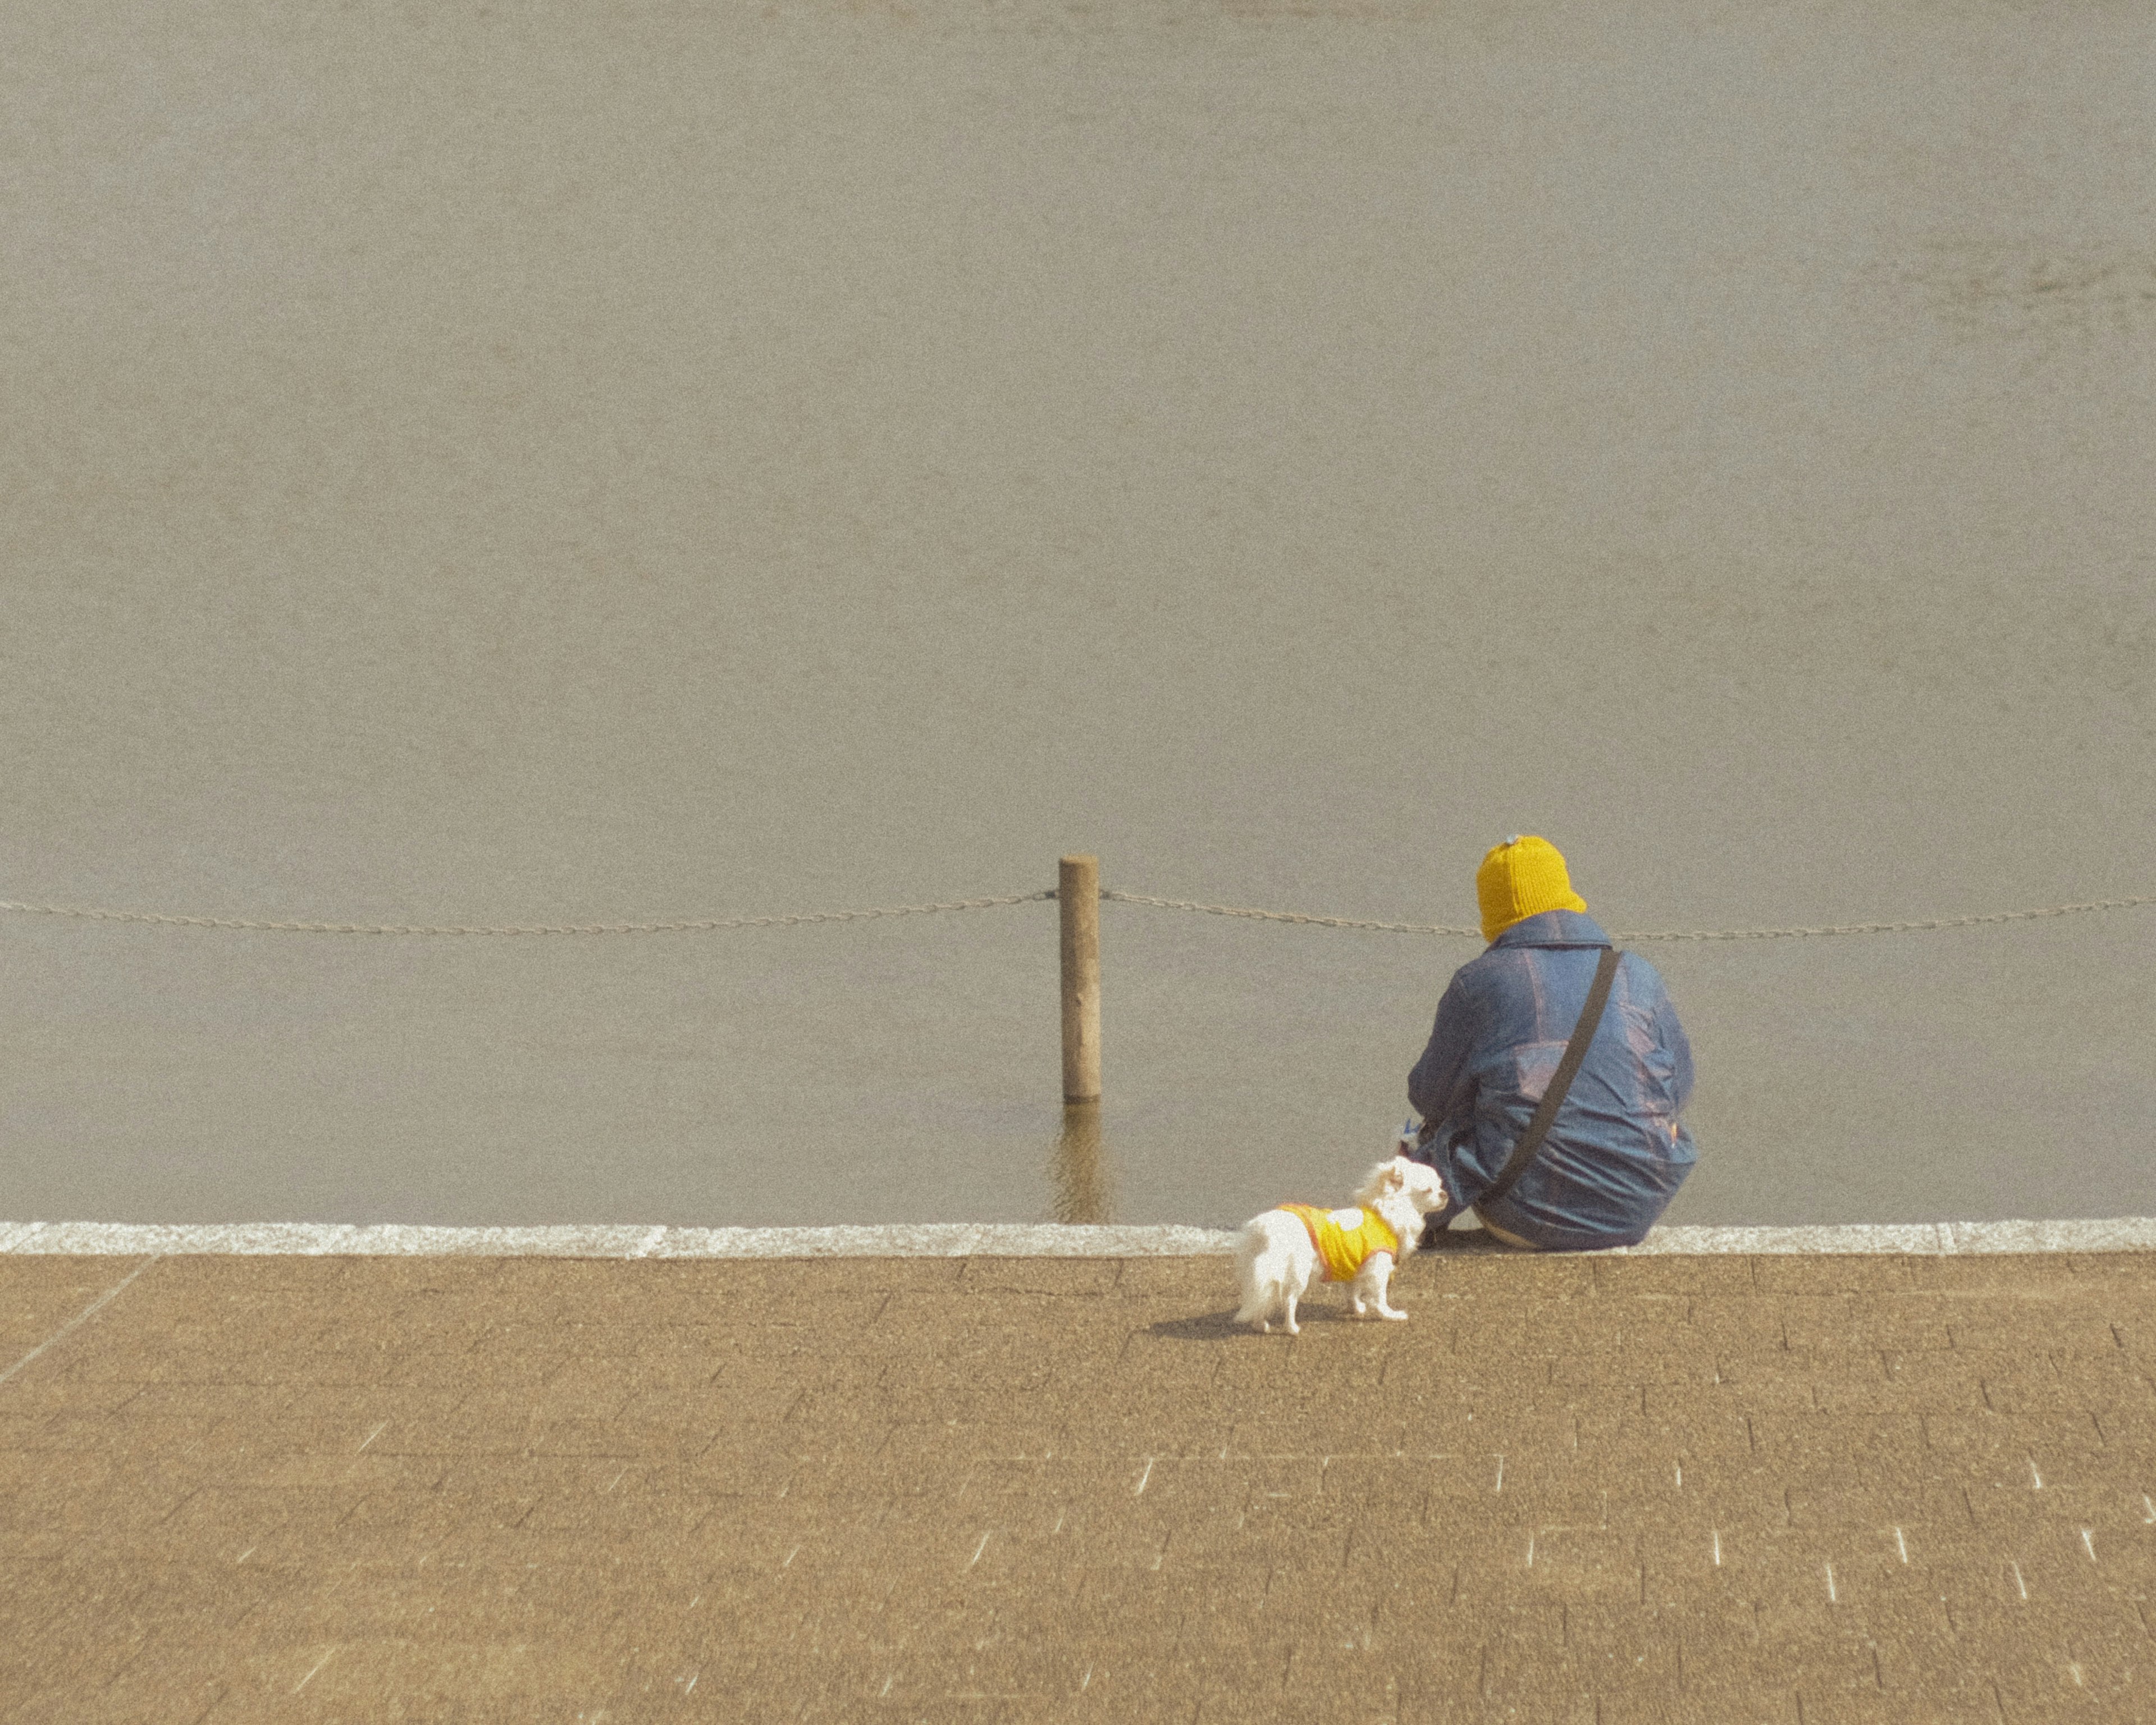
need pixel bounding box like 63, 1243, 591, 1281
1383, 1162, 1405, 1192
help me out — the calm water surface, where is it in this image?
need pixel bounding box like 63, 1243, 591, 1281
4, 0, 2153, 1228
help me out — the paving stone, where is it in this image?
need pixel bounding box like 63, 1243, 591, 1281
1592, 1256, 1761, 1295
955, 1257, 1128, 1297
1751, 1258, 1919, 1295
0, 1260, 148, 1348
3, 1252, 2154, 1720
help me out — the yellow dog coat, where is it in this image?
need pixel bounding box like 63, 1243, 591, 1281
1281, 1204, 1400, 1283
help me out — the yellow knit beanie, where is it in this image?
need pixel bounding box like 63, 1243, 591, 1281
1476, 834, 1588, 943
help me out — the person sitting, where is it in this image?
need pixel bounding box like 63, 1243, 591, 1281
1406, 835, 1696, 1251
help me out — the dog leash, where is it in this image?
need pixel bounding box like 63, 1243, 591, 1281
1476, 945, 1624, 1210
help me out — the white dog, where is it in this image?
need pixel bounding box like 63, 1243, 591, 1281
1233, 1154, 1449, 1334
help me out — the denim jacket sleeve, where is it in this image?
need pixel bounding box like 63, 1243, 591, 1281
1408, 973, 1478, 1131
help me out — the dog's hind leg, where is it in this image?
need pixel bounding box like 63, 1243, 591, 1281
1280, 1290, 1300, 1336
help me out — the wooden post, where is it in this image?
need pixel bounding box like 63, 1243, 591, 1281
1050, 1102, 1111, 1223
1059, 854, 1101, 1103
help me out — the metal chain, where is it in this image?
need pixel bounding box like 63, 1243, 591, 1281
1098, 891, 1480, 937
1099, 889, 2156, 942
1607, 895, 2156, 942
0, 891, 1054, 937
4, 886, 2151, 942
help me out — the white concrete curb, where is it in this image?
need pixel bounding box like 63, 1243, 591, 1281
2, 1219, 2154, 1257
0, 1222, 1242, 1258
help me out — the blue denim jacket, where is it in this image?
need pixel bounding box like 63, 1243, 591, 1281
1408, 909, 1696, 1249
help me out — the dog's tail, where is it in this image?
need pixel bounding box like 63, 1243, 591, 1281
1231, 1220, 1280, 1325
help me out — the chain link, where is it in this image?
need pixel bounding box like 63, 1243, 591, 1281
1100, 889, 2156, 942
1098, 891, 1480, 936
4, 886, 2151, 942
1607, 896, 2156, 942
0, 891, 1054, 937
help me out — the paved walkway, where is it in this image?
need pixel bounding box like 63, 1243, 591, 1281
3, 1245, 2152, 1723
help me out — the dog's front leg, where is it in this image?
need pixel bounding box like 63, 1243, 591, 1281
1347, 1257, 1381, 1319
1368, 1254, 1408, 1321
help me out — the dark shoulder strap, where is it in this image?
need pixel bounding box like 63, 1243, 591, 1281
1479, 946, 1621, 1210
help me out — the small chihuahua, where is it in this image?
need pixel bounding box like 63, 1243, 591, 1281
1233, 1152, 1449, 1334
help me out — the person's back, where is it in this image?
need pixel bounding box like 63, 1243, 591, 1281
1408, 836, 1696, 1251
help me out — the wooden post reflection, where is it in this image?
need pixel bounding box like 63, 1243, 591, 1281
1050, 1102, 1113, 1224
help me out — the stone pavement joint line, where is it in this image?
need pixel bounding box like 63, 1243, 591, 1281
2, 1250, 2153, 1723
0, 1257, 158, 1388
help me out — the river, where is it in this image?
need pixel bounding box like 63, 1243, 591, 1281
4, 0, 2152, 1228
